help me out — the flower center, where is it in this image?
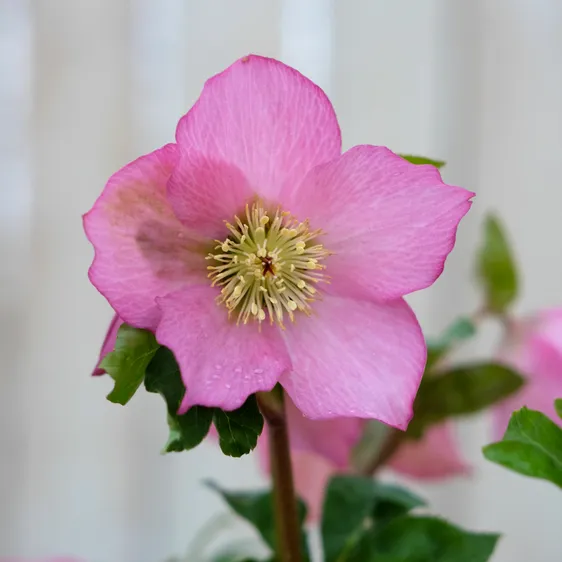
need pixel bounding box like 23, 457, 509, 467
207, 202, 330, 328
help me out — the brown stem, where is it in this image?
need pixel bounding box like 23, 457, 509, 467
258, 391, 303, 562
360, 429, 403, 476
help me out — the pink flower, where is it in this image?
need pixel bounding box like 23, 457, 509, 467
388, 423, 470, 479
84, 55, 473, 427
494, 309, 562, 436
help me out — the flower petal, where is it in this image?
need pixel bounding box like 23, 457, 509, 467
167, 152, 254, 239
388, 423, 470, 479
155, 286, 291, 412
493, 375, 562, 438
494, 309, 562, 437
92, 313, 123, 376
280, 296, 426, 429
174, 55, 341, 203
282, 145, 473, 301
84, 144, 207, 330
291, 451, 335, 522
285, 397, 363, 468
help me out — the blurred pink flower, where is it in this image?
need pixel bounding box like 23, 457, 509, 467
84, 54, 472, 426
388, 423, 470, 479
258, 405, 468, 520
494, 308, 562, 436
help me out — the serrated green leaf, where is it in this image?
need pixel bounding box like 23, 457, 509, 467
477, 214, 518, 313
483, 406, 562, 488
213, 396, 264, 457
321, 476, 425, 562
399, 154, 446, 169
555, 398, 562, 420
408, 363, 524, 437
99, 324, 159, 405
207, 482, 309, 561
359, 516, 499, 562
145, 347, 213, 452
426, 317, 477, 371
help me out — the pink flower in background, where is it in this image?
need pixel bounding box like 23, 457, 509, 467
494, 308, 562, 436
258, 402, 467, 519
389, 423, 470, 479
84, 54, 473, 427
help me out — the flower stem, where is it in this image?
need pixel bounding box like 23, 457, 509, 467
258, 390, 303, 562
361, 428, 403, 475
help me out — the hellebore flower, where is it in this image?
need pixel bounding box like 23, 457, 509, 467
494, 308, 562, 435
84, 55, 473, 427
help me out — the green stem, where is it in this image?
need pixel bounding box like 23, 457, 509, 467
360, 428, 403, 476
258, 390, 303, 562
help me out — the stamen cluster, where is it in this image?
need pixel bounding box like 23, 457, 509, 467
207, 202, 330, 327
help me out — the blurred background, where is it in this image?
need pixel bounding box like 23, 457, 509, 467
2, 0, 562, 560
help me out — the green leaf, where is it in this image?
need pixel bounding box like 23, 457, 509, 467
364, 516, 499, 562
399, 154, 446, 169
207, 482, 309, 561
321, 476, 425, 562
409, 363, 524, 437
145, 347, 213, 452
426, 317, 477, 371
371, 482, 426, 522
555, 398, 562, 420
477, 214, 518, 313
99, 324, 159, 405
213, 396, 264, 457
322, 475, 377, 562
483, 406, 562, 488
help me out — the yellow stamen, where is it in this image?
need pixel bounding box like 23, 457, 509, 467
207, 202, 331, 327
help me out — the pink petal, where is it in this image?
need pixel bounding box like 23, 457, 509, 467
84, 144, 207, 330
92, 313, 123, 376
167, 152, 255, 239
494, 309, 562, 438
291, 451, 335, 521
529, 309, 562, 377
173, 55, 341, 208
257, 429, 335, 522
281, 146, 473, 301
155, 285, 291, 412
493, 377, 562, 438
280, 296, 426, 429
388, 423, 470, 479
285, 397, 364, 468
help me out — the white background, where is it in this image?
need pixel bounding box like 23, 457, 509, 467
1, 1, 562, 560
